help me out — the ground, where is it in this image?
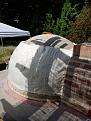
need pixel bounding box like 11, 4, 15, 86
0, 70, 90, 121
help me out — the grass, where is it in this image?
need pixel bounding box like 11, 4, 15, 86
0, 46, 16, 64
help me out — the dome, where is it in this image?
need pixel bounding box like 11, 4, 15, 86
8, 34, 74, 100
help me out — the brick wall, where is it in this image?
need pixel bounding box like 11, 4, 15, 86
62, 43, 91, 118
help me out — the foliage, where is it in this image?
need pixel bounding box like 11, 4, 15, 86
0, 46, 15, 63
57, 0, 77, 36
43, 12, 55, 33
0, 0, 90, 42
43, 0, 77, 36
66, 3, 91, 43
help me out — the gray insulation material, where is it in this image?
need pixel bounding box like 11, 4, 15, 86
26, 34, 74, 50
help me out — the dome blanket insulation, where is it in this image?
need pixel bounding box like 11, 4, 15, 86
8, 34, 73, 99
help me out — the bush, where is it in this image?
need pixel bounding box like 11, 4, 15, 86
67, 4, 91, 43
43, 12, 55, 33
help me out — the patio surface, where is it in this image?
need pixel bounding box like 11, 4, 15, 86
0, 70, 90, 121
